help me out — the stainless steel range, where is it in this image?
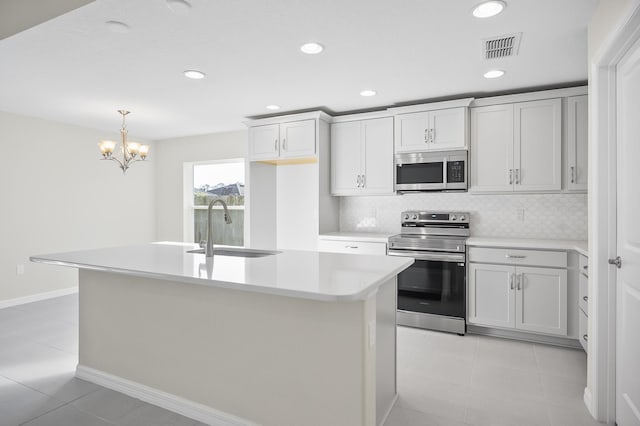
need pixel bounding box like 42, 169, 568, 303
388, 211, 470, 335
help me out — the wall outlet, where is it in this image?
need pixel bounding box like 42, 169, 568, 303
516, 208, 525, 221
16, 264, 25, 275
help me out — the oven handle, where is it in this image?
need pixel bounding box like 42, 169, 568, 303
388, 250, 465, 263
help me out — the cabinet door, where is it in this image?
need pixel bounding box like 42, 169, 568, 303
249, 124, 280, 160
515, 266, 567, 336
394, 112, 429, 152
514, 99, 562, 191
429, 107, 467, 150
468, 263, 516, 329
280, 119, 316, 158
469, 104, 515, 192
331, 121, 362, 195
567, 95, 588, 191
361, 117, 394, 195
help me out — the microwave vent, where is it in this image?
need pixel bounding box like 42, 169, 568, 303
484, 33, 521, 59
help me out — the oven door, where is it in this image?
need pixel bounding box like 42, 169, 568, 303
388, 250, 466, 318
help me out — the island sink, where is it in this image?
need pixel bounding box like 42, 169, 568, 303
186, 247, 280, 258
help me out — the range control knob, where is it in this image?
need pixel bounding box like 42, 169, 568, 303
459, 215, 466, 221
403, 214, 410, 220
412, 214, 418, 221
450, 215, 457, 221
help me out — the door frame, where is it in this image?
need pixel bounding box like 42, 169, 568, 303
589, 3, 640, 423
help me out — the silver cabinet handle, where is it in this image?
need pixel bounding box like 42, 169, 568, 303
361, 174, 366, 188
345, 245, 359, 249
356, 175, 361, 188
515, 169, 520, 185
274, 139, 278, 151
505, 254, 526, 259
509, 169, 513, 185
583, 295, 588, 302
583, 334, 588, 342
570, 166, 575, 183
424, 129, 428, 143
517, 274, 522, 291
583, 265, 589, 271
510, 273, 515, 290
282, 138, 287, 150
608, 256, 622, 268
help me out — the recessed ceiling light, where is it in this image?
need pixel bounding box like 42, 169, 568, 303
166, 0, 192, 13
484, 69, 505, 79
266, 105, 281, 111
105, 20, 130, 33
360, 89, 377, 97
300, 42, 324, 55
472, 1, 506, 18
183, 70, 206, 79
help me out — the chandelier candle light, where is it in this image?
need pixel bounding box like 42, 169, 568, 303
98, 110, 149, 174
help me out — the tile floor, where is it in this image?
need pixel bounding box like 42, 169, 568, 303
0, 294, 598, 426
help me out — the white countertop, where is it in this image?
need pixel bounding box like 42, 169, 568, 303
319, 232, 395, 243
467, 237, 588, 256
30, 242, 413, 302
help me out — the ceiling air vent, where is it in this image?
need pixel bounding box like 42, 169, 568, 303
484, 33, 522, 59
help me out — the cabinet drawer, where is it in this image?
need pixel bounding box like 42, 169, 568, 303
579, 254, 589, 278
579, 272, 588, 315
579, 309, 588, 353
318, 240, 387, 255
469, 247, 567, 268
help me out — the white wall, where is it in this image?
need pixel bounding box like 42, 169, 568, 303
588, 0, 636, 59
153, 131, 247, 242
0, 110, 155, 302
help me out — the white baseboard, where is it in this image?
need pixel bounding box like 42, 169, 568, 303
76, 365, 257, 426
0, 287, 78, 309
584, 387, 596, 420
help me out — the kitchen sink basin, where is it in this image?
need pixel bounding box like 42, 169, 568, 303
186, 247, 280, 258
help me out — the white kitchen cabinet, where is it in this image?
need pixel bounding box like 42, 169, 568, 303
249, 119, 315, 161
567, 95, 588, 191
394, 107, 467, 153
468, 263, 515, 329
470, 98, 562, 192
331, 116, 394, 196
468, 247, 568, 337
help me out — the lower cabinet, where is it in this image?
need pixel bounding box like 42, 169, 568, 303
468, 262, 568, 336
318, 238, 387, 255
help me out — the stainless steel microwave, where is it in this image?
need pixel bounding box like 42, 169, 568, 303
395, 150, 468, 192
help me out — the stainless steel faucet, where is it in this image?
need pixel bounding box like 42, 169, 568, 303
206, 197, 233, 258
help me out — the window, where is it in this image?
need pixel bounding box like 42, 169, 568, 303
190, 160, 244, 246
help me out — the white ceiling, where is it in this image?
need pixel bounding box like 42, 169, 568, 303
0, 0, 597, 140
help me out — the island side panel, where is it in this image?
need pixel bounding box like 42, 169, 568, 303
376, 277, 397, 426
78, 269, 375, 426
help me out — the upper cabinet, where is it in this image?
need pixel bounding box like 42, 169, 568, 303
566, 95, 588, 191
331, 116, 394, 196
249, 119, 316, 161
391, 98, 472, 153
470, 98, 562, 193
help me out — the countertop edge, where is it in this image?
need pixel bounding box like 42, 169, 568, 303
466, 238, 588, 256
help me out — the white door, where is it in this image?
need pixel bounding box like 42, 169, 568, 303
515, 266, 567, 336
394, 111, 429, 152
249, 124, 279, 160
567, 95, 589, 191
468, 263, 515, 329
280, 119, 316, 158
514, 99, 562, 192
469, 104, 514, 192
331, 121, 362, 195
429, 107, 467, 150
616, 36, 640, 426
361, 117, 394, 195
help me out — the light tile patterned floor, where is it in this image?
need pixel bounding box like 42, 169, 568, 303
0, 294, 598, 425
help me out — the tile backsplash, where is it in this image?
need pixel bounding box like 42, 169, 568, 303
340, 192, 588, 240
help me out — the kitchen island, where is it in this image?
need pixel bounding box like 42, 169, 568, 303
31, 242, 412, 426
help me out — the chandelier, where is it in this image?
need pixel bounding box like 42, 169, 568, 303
98, 110, 149, 174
